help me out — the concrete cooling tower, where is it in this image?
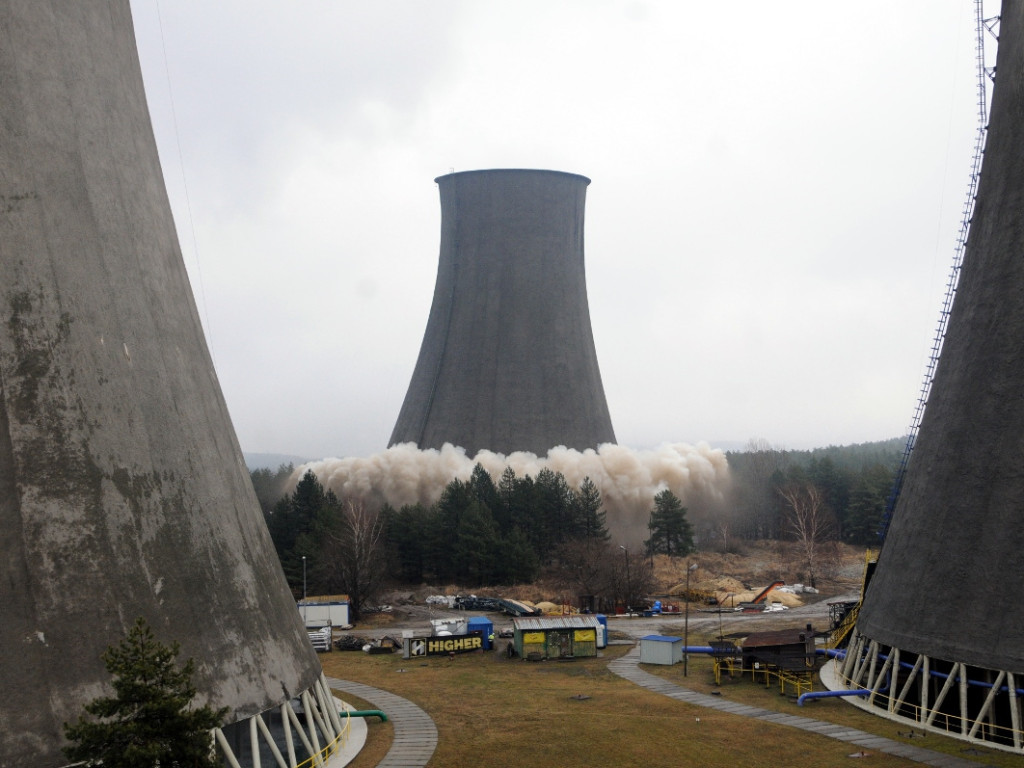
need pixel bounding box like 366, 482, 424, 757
389, 168, 616, 456
835, 0, 1024, 753
0, 4, 342, 766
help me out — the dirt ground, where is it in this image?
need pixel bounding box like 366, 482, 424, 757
344, 590, 858, 644
339, 541, 868, 644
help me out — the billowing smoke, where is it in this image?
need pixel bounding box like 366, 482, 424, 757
292, 442, 730, 543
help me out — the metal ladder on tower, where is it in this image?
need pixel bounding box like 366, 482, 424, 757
879, 0, 999, 542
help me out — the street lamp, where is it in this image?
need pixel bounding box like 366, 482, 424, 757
302, 555, 307, 625
619, 545, 631, 615
683, 562, 698, 676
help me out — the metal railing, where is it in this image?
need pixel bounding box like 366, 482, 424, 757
294, 720, 351, 768
827, 604, 859, 650
832, 667, 1023, 751
712, 658, 815, 698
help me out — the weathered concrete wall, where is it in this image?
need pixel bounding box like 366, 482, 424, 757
389, 169, 617, 456
0, 3, 320, 765
858, 0, 1024, 673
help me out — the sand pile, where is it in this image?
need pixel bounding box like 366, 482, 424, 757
666, 575, 743, 597
723, 588, 803, 608
665, 576, 803, 608
534, 601, 577, 615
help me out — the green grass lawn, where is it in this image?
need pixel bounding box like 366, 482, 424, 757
321, 645, 1021, 768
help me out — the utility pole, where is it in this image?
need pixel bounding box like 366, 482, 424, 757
719, 593, 733, 641
619, 545, 631, 615
683, 562, 698, 676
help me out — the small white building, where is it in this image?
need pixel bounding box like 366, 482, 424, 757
639, 634, 683, 665
298, 600, 349, 629
430, 617, 469, 636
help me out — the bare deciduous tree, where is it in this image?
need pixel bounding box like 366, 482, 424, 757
555, 540, 617, 610
778, 483, 835, 588
322, 500, 387, 621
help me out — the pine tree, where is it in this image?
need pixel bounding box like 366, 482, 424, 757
63, 618, 227, 768
454, 499, 501, 584
842, 464, 893, 545
385, 503, 427, 582
500, 527, 540, 584
574, 476, 610, 542
644, 489, 695, 556
469, 463, 505, 530
498, 472, 543, 558
534, 468, 573, 560
266, 469, 329, 594
498, 465, 518, 515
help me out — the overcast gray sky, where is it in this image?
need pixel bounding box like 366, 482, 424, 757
129, 0, 987, 460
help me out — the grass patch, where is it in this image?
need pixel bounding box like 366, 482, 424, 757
645, 656, 1021, 767
329, 689, 393, 768
319, 646, 1019, 767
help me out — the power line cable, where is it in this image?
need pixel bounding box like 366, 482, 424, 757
154, 0, 217, 362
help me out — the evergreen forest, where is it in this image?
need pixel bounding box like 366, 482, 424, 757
251, 436, 905, 615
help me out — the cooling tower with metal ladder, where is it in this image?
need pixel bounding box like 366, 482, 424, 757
389, 168, 617, 456
0, 3, 342, 765
834, 0, 1024, 753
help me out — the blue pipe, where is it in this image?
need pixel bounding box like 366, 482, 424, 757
687, 643, 889, 706
798, 688, 872, 706
832, 647, 1024, 697
895, 660, 1024, 696
799, 670, 890, 707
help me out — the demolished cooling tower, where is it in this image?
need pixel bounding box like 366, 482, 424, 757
390, 168, 616, 456
837, 0, 1024, 753
0, 4, 339, 766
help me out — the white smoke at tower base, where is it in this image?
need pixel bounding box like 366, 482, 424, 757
293, 442, 730, 543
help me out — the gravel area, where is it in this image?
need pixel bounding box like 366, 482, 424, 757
334, 591, 860, 646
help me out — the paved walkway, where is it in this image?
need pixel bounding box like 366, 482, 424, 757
325, 677, 437, 768
608, 647, 987, 768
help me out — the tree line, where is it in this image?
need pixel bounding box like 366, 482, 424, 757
251, 437, 902, 612
385, 465, 611, 586
721, 437, 903, 549
254, 463, 696, 617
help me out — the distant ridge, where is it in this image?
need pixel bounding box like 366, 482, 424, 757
722, 436, 905, 455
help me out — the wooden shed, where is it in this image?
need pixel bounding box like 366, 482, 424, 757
741, 627, 816, 672
511, 616, 602, 660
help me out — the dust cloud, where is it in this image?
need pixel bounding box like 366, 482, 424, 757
292, 442, 730, 543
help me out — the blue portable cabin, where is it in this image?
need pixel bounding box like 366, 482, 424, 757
467, 616, 494, 649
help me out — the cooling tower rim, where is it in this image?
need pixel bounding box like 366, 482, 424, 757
434, 168, 591, 185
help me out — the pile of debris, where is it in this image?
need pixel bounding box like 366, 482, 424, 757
334, 635, 399, 654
